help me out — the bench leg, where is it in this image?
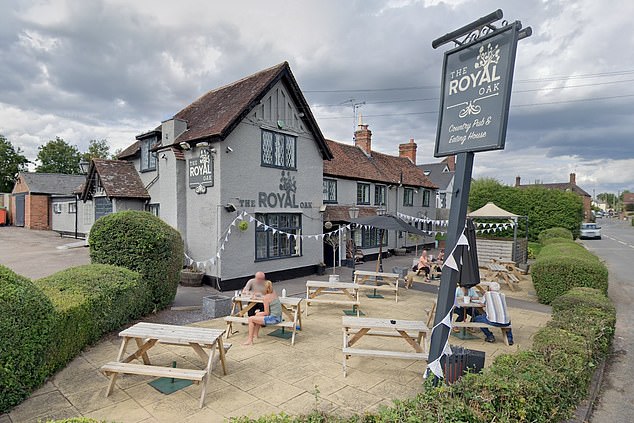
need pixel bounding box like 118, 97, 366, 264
105, 372, 118, 397
501, 328, 511, 346
199, 374, 208, 408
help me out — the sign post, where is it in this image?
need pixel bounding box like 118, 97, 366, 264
427, 10, 530, 381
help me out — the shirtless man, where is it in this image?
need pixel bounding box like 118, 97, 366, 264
242, 271, 267, 316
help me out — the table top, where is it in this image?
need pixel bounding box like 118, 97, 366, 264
456, 301, 485, 308
234, 295, 302, 306
354, 270, 400, 278
487, 263, 508, 271
119, 322, 224, 345
342, 316, 428, 332
306, 280, 360, 289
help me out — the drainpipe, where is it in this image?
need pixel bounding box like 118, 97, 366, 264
74, 195, 78, 239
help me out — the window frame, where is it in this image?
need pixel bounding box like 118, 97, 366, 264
255, 213, 302, 261
68, 202, 77, 214
403, 188, 414, 207
355, 226, 388, 249
140, 137, 157, 172
422, 189, 431, 207
260, 129, 297, 170
53, 203, 63, 214
323, 178, 338, 204
356, 182, 371, 205
146, 203, 160, 217
374, 184, 386, 206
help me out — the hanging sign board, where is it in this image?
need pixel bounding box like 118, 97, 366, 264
189, 148, 214, 190
434, 22, 520, 157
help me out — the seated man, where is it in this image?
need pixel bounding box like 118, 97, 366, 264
242, 271, 267, 316
453, 285, 479, 323
472, 283, 514, 345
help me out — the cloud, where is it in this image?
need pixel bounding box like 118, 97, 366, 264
0, 0, 632, 194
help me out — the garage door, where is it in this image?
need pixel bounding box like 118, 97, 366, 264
94, 197, 113, 220
14, 194, 25, 227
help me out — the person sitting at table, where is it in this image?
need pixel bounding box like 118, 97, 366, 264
472, 282, 514, 345
412, 250, 431, 280
242, 271, 267, 317
453, 285, 479, 325
243, 281, 283, 346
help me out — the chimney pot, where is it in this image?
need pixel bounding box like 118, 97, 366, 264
570, 173, 576, 185
399, 138, 418, 164
515, 176, 521, 187
354, 123, 372, 155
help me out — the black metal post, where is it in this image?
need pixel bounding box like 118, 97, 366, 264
74, 195, 78, 239
427, 152, 474, 380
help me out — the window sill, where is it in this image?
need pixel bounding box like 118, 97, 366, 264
140, 168, 157, 173
254, 255, 303, 263
323, 200, 338, 204
260, 164, 297, 171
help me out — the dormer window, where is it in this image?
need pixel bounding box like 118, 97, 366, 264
140, 137, 157, 172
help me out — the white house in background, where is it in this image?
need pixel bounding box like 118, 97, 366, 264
322, 124, 438, 266
116, 62, 333, 290
418, 155, 455, 219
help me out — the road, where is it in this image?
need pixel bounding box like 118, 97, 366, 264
584, 218, 634, 422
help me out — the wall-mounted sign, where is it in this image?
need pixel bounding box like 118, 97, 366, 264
238, 170, 313, 209
434, 22, 520, 157
189, 148, 213, 194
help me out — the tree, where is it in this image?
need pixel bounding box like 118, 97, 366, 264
81, 139, 111, 162
0, 134, 29, 192
597, 192, 617, 208
36, 137, 81, 174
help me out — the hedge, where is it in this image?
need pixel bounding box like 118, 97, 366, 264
90, 210, 184, 312
531, 239, 608, 304
36, 264, 145, 373
0, 266, 55, 412
537, 227, 573, 244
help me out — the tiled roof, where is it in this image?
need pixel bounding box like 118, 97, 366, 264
418, 162, 454, 191
518, 182, 591, 197
117, 141, 140, 159
623, 192, 634, 204
323, 140, 437, 189
162, 62, 332, 159
323, 205, 378, 222
16, 172, 86, 195
81, 159, 150, 200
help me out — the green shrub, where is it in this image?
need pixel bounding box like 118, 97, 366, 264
532, 327, 592, 404
36, 264, 145, 373
551, 287, 615, 315
0, 266, 55, 412
452, 351, 572, 422
90, 210, 184, 312
531, 239, 608, 304
538, 227, 573, 244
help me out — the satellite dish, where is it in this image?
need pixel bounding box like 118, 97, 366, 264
324, 221, 333, 230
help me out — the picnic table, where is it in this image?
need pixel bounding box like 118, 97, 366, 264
100, 322, 228, 408
224, 295, 303, 345
452, 300, 485, 340
484, 262, 519, 291
341, 316, 429, 376
452, 301, 513, 346
305, 280, 361, 316
495, 259, 526, 279
353, 270, 400, 302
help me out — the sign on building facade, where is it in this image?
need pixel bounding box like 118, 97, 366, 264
434, 22, 520, 157
189, 148, 214, 193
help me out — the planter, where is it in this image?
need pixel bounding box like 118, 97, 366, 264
180, 270, 204, 287
202, 295, 232, 319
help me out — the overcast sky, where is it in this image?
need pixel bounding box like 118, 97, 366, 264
1, 0, 633, 195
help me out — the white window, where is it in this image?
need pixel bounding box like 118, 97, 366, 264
53, 203, 63, 214
261, 130, 296, 170
68, 202, 77, 214
357, 183, 370, 205
323, 179, 337, 203
140, 137, 157, 171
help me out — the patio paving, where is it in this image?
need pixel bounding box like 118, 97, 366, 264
2, 265, 551, 423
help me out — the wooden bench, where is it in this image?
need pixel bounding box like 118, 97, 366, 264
405, 271, 440, 289
101, 362, 206, 382
224, 296, 303, 345
305, 280, 361, 316
452, 322, 513, 346
341, 316, 429, 376
354, 270, 400, 302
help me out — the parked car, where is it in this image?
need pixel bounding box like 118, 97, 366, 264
580, 223, 601, 240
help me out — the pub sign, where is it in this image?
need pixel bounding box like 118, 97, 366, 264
189, 148, 214, 192
434, 22, 520, 157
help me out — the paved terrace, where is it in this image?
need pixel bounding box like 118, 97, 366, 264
1, 252, 551, 423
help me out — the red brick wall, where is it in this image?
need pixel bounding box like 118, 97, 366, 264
583, 196, 592, 222
27, 194, 51, 230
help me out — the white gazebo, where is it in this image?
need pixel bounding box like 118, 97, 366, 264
468, 202, 529, 265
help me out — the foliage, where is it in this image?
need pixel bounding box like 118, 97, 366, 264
89, 211, 184, 312
0, 266, 55, 412
35, 265, 145, 373
469, 178, 583, 240
36, 137, 82, 174
527, 242, 542, 259
81, 139, 111, 162
597, 192, 617, 208
531, 239, 608, 304
0, 134, 29, 192
537, 227, 573, 244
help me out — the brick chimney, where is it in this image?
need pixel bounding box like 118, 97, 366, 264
515, 176, 521, 187
354, 121, 372, 155
569, 172, 576, 186
399, 138, 417, 164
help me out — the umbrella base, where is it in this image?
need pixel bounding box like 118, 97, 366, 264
366, 293, 385, 299
451, 329, 479, 340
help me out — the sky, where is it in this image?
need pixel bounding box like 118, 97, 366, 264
1, 0, 633, 195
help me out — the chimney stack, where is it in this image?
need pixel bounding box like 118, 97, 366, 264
399, 138, 417, 164
569, 173, 576, 185
515, 176, 521, 187
354, 119, 372, 155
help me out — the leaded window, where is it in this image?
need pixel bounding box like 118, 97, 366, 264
403, 188, 414, 206
255, 213, 302, 260
374, 185, 386, 206
422, 189, 431, 207
261, 130, 296, 169
323, 179, 337, 203
357, 183, 370, 205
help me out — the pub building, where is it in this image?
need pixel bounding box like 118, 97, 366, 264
105, 62, 437, 290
